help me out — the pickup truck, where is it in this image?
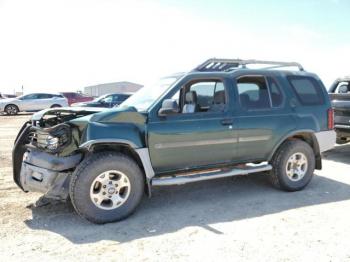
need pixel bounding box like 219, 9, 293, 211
329, 76, 350, 144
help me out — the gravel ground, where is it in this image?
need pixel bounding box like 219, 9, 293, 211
1, 115, 350, 261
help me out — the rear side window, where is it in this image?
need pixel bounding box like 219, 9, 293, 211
288, 76, 324, 105
38, 93, 53, 99
237, 76, 270, 109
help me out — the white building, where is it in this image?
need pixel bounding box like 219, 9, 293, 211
84, 81, 143, 97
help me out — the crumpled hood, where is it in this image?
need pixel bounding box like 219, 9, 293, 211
31, 107, 105, 121
31, 105, 147, 126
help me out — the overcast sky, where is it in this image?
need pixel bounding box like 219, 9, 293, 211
0, 0, 349, 94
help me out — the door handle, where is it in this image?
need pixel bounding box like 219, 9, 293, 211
221, 119, 234, 125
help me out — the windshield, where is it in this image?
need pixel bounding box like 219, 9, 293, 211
96, 94, 108, 102
120, 77, 179, 111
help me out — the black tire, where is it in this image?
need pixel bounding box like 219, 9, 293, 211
69, 152, 145, 224
5, 104, 19, 115
269, 140, 315, 191
51, 104, 62, 108
336, 138, 348, 145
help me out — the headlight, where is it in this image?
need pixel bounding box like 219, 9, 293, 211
46, 135, 59, 150
31, 124, 71, 153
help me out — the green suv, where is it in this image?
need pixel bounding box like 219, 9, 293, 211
13, 59, 336, 224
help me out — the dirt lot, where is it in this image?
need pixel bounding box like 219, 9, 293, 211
1, 115, 350, 261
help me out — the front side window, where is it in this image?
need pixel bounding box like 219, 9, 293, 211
20, 94, 39, 100
335, 81, 350, 94
288, 76, 324, 105
101, 95, 113, 103
180, 80, 226, 113
237, 76, 270, 110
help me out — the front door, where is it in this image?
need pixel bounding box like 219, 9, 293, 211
148, 78, 238, 173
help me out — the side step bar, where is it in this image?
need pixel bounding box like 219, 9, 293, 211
151, 164, 272, 186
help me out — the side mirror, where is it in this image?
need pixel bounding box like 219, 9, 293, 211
158, 99, 179, 116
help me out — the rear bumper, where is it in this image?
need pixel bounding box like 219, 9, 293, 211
315, 130, 336, 152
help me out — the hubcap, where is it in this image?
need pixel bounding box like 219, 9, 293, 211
286, 152, 308, 182
90, 170, 131, 210
7, 106, 17, 115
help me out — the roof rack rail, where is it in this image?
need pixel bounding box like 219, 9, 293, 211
193, 58, 304, 72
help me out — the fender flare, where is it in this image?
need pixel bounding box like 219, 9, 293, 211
268, 129, 321, 169
79, 140, 155, 196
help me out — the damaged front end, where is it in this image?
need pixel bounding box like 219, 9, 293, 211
13, 108, 101, 200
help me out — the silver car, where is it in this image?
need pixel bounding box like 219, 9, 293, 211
0, 93, 68, 115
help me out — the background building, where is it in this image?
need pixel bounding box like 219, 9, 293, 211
84, 81, 143, 97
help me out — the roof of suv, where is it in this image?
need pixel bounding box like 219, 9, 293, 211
183, 58, 318, 79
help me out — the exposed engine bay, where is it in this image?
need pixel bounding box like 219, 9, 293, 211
13, 108, 101, 199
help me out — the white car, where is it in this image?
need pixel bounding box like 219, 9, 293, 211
0, 93, 68, 115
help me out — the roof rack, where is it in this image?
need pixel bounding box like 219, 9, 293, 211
193, 58, 304, 72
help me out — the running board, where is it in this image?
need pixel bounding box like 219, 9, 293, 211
151, 164, 272, 186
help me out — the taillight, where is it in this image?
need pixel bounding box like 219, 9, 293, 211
328, 108, 334, 130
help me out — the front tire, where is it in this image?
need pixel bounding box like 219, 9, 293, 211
5, 104, 19, 115
269, 140, 315, 191
69, 152, 145, 224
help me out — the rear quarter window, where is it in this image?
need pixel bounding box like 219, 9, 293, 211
287, 76, 324, 105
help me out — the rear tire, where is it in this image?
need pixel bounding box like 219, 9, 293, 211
336, 138, 348, 145
69, 152, 145, 224
269, 140, 315, 191
5, 104, 19, 115
51, 104, 62, 108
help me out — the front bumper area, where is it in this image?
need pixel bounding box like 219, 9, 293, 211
19, 149, 82, 200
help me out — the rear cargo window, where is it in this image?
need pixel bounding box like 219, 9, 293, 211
287, 76, 324, 105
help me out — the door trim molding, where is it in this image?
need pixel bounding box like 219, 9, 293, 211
154, 138, 238, 149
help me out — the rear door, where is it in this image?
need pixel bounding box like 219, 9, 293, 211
37, 93, 54, 109
234, 74, 296, 162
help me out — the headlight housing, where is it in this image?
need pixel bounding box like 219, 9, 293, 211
46, 135, 60, 150
30, 124, 71, 154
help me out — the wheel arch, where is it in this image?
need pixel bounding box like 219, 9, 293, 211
269, 130, 322, 170
5, 103, 20, 112
80, 140, 154, 196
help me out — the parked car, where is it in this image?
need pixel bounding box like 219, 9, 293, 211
60, 92, 94, 106
329, 76, 350, 144
71, 93, 131, 108
13, 58, 335, 224
0, 93, 68, 115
